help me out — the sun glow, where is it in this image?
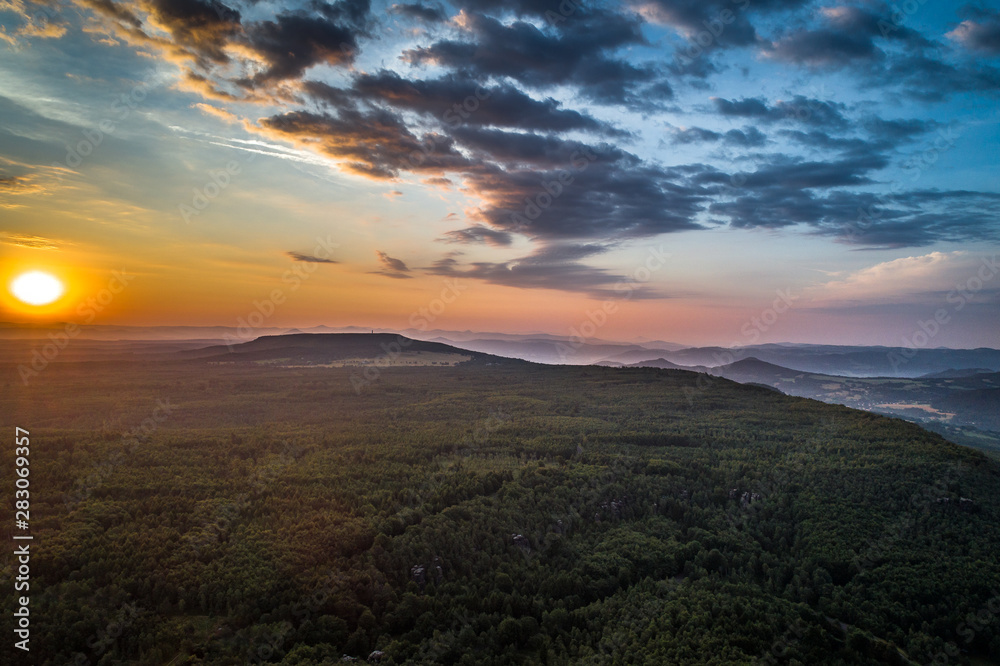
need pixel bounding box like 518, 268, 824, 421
10, 271, 65, 306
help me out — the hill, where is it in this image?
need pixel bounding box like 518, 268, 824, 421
700, 360, 1000, 456
181, 333, 510, 368
710, 357, 800, 383
625, 344, 1000, 378
2, 356, 999, 664
619, 357, 694, 370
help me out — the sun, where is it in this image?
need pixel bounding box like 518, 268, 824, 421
10, 271, 65, 306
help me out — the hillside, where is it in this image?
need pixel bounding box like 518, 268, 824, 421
181, 333, 511, 367
705, 359, 1000, 455
624, 344, 1000, 378
2, 354, 999, 664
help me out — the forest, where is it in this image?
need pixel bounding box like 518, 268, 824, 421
2, 346, 999, 665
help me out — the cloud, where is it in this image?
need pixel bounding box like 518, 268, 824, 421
709, 187, 1000, 248
286, 251, 337, 263
349, 71, 624, 135
665, 124, 766, 146
389, 2, 446, 22
373, 250, 412, 278
0, 174, 45, 206
0, 0, 69, 45
427, 242, 664, 298
760, 5, 933, 68
452, 137, 709, 241
439, 225, 513, 246
242, 7, 367, 85
763, 28, 880, 67
258, 107, 474, 179
1, 232, 63, 249
803, 251, 988, 305
401, 10, 669, 108
948, 7, 1000, 55
193, 103, 239, 123
881, 54, 1000, 100
632, 0, 811, 49
711, 95, 849, 129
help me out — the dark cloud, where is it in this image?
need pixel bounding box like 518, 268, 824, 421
763, 28, 880, 67
447, 0, 562, 16
287, 251, 338, 263
709, 187, 1000, 248
880, 54, 1000, 100
259, 107, 474, 179
949, 6, 1000, 54
778, 129, 872, 154
639, 0, 762, 47
143, 0, 242, 66
449, 127, 613, 167
667, 125, 723, 144
389, 2, 446, 22
821, 5, 933, 49
79, 0, 143, 28
401, 10, 669, 107
426, 243, 663, 298
374, 250, 412, 278
761, 4, 933, 68
453, 137, 709, 241
724, 127, 766, 147
349, 71, 624, 135
711, 95, 849, 129
711, 96, 770, 118
666, 124, 766, 146
243, 6, 368, 84
861, 117, 937, 143
440, 225, 514, 246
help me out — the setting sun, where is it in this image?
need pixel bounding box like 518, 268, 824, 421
10, 270, 65, 306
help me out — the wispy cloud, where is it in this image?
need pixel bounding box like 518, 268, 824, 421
286, 251, 337, 264
1, 232, 63, 250
372, 250, 412, 278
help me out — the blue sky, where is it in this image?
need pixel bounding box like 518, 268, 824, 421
0, 0, 998, 347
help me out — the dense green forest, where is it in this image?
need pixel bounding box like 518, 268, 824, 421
2, 352, 999, 665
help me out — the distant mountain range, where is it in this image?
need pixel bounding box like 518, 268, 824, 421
3, 322, 996, 378
616, 344, 1000, 378
698, 357, 1000, 455
3, 329, 998, 454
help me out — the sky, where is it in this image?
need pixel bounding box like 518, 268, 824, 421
0, 0, 998, 347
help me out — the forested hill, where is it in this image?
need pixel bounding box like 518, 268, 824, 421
2, 357, 999, 665
180, 332, 514, 366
